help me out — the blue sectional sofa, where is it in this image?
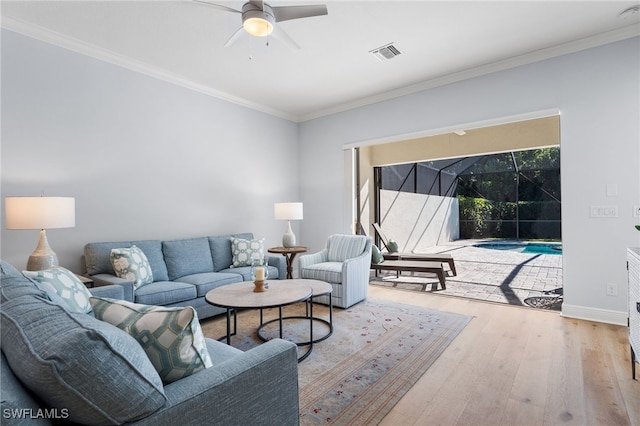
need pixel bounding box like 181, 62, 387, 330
0, 260, 300, 425
83, 233, 286, 320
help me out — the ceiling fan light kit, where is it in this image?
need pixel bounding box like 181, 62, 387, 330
242, 3, 275, 37
194, 0, 327, 48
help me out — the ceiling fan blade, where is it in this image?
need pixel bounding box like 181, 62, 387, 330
224, 27, 245, 47
271, 26, 300, 50
192, 0, 241, 14
272, 4, 327, 22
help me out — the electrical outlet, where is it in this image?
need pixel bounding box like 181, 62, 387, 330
606, 283, 618, 296
634, 206, 640, 217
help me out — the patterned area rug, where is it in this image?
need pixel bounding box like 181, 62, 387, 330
200, 298, 470, 425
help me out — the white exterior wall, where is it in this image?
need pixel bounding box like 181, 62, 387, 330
379, 190, 459, 251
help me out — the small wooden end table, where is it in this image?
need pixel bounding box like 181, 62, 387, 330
268, 246, 308, 279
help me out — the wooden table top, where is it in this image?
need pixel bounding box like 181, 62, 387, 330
206, 280, 312, 309
268, 246, 309, 254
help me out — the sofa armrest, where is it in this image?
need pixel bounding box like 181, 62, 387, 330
87, 274, 134, 302
266, 255, 286, 280
133, 339, 299, 426
298, 249, 328, 270
88, 284, 125, 300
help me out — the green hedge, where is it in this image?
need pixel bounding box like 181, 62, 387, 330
459, 196, 561, 239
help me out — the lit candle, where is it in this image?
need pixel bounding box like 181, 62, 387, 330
255, 266, 265, 281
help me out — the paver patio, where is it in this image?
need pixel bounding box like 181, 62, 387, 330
369, 239, 563, 310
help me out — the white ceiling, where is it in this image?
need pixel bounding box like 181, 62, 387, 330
2, 1, 639, 122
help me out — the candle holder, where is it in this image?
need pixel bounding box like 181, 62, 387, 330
250, 259, 269, 293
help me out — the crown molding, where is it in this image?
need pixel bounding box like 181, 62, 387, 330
2, 16, 638, 124
1, 16, 298, 122
300, 25, 640, 122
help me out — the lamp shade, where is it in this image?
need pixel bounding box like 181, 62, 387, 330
274, 202, 303, 221
5, 197, 75, 230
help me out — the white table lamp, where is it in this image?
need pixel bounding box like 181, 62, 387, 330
5, 196, 76, 270
274, 202, 303, 248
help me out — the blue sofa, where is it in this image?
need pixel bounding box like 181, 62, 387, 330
83, 233, 286, 320
0, 260, 300, 425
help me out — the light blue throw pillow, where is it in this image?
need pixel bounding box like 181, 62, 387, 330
371, 244, 385, 264
23, 267, 92, 314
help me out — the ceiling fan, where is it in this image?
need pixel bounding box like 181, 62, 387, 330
193, 0, 328, 49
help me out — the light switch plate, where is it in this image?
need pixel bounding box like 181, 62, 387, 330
590, 205, 618, 218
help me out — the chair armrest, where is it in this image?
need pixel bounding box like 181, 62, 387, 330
89, 284, 125, 300
298, 249, 328, 269
266, 255, 286, 280
133, 339, 299, 426
87, 274, 134, 302
342, 239, 373, 275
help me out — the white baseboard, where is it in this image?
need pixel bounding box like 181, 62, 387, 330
561, 303, 628, 326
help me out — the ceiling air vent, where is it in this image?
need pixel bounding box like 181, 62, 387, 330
370, 43, 402, 61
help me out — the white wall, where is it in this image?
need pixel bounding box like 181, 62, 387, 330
379, 191, 459, 250
2, 28, 639, 324
299, 37, 640, 324
1, 30, 300, 272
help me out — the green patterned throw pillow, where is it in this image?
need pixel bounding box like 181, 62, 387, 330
23, 267, 93, 314
90, 297, 213, 384
387, 240, 399, 253
110, 245, 153, 289
230, 237, 265, 267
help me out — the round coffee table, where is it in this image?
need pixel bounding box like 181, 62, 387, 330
258, 279, 333, 344
205, 281, 313, 361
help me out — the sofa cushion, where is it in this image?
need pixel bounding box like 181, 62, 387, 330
133, 280, 197, 306
22, 267, 93, 314
0, 259, 21, 278
0, 294, 166, 425
163, 237, 214, 280
1, 351, 52, 426
0, 275, 50, 303
110, 245, 154, 289
84, 240, 169, 281
90, 297, 213, 384
175, 272, 243, 297
300, 262, 343, 284
208, 233, 253, 271
230, 237, 265, 267
327, 234, 368, 262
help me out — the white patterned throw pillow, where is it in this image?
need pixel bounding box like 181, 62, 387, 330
23, 267, 93, 314
90, 297, 213, 384
110, 245, 153, 289
230, 237, 265, 267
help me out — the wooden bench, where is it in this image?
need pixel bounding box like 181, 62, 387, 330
382, 253, 457, 276
372, 260, 447, 290
372, 223, 457, 276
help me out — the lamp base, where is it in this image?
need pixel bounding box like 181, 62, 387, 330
26, 230, 59, 271
26, 254, 58, 271
282, 221, 296, 248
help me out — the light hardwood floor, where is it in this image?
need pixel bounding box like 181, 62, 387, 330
368, 285, 640, 426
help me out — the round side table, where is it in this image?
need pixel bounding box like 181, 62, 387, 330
268, 246, 308, 279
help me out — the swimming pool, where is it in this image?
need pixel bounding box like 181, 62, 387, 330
474, 242, 562, 255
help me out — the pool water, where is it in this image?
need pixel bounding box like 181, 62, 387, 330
475, 242, 562, 255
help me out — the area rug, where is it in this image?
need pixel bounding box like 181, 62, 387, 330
200, 298, 471, 425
